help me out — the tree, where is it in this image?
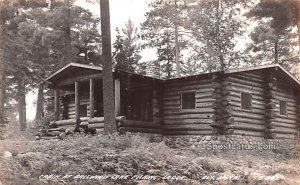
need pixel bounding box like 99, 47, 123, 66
0, 0, 23, 126
2, 0, 101, 128
113, 19, 141, 73
100, 0, 117, 134
248, 0, 298, 71
187, 0, 248, 72
141, 0, 192, 78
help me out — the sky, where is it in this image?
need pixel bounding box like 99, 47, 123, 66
26, 0, 155, 120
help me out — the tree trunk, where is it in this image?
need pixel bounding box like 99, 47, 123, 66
174, 0, 180, 77
100, 0, 117, 134
0, 19, 5, 126
274, 37, 279, 63
17, 77, 26, 131
216, 0, 224, 71
35, 83, 44, 120
64, 0, 72, 64
292, 0, 300, 56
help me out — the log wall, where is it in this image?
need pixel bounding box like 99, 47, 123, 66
67, 95, 90, 119
162, 76, 213, 135
211, 72, 234, 135
271, 73, 298, 139
228, 70, 267, 137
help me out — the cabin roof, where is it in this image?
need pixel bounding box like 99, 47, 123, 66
45, 63, 103, 83
167, 64, 300, 87
44, 63, 300, 88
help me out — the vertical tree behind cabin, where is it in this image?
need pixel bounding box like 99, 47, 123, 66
100, 0, 117, 134
0, 7, 4, 126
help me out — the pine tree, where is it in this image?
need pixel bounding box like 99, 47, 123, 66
248, 0, 298, 71
187, 0, 248, 71
113, 19, 141, 73
141, 0, 193, 78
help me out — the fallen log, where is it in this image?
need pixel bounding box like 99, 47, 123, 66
52, 119, 76, 126
46, 127, 66, 132
88, 123, 104, 129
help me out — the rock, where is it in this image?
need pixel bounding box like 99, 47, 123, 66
16, 152, 52, 177
3, 151, 12, 158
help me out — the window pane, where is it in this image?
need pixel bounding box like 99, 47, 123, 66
279, 100, 287, 116
182, 92, 195, 109
241, 93, 252, 110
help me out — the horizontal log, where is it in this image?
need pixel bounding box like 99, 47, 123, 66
166, 79, 211, 88
233, 111, 265, 120
164, 109, 213, 114
232, 123, 265, 131
119, 127, 161, 133
166, 85, 213, 93
196, 99, 214, 104
119, 120, 159, 128
164, 123, 212, 131
164, 119, 212, 125
88, 117, 104, 123
230, 91, 265, 101
233, 130, 265, 137
231, 71, 264, 79
53, 119, 76, 126
96, 128, 104, 132
231, 73, 265, 83
45, 131, 64, 136
45, 128, 66, 132
274, 133, 295, 139
164, 114, 212, 120
68, 111, 75, 115
163, 130, 212, 135
196, 103, 213, 108
272, 121, 298, 129
88, 123, 104, 129
228, 77, 265, 88
271, 127, 297, 134
233, 117, 265, 125
275, 117, 297, 124
164, 86, 212, 96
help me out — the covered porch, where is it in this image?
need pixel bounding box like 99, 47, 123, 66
45, 63, 163, 133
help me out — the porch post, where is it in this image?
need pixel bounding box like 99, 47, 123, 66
89, 78, 95, 118
75, 81, 80, 119
54, 89, 60, 121
114, 78, 121, 116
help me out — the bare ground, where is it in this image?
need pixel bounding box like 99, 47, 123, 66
0, 123, 300, 185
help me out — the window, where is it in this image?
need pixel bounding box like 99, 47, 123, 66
279, 100, 287, 116
241, 92, 252, 110
181, 92, 195, 109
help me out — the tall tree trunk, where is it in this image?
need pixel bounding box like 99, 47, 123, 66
100, 0, 117, 134
64, 0, 72, 64
174, 0, 180, 77
0, 20, 4, 126
216, 0, 224, 71
35, 84, 44, 120
17, 77, 26, 131
274, 37, 279, 63
292, 1, 300, 56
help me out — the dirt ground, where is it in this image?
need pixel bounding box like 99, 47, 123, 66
0, 123, 300, 185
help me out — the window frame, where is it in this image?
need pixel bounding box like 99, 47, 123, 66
181, 91, 196, 110
279, 100, 288, 116
240, 92, 252, 111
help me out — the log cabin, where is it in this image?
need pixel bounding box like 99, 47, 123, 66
44, 63, 300, 139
